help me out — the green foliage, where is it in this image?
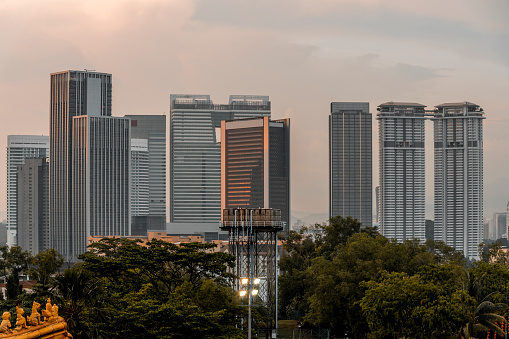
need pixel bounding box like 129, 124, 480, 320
360, 269, 473, 339
79, 238, 236, 299
29, 248, 64, 297
73, 238, 244, 338
53, 263, 104, 338
278, 214, 508, 338
104, 281, 245, 339
5, 246, 31, 273
6, 270, 20, 300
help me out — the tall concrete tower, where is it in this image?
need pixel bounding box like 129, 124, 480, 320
433, 102, 484, 260
329, 102, 372, 227
377, 102, 426, 242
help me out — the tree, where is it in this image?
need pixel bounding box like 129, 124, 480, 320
278, 225, 318, 319
314, 216, 377, 258
5, 246, 31, 274
461, 294, 507, 338
29, 248, 64, 297
360, 267, 473, 339
74, 238, 245, 338
54, 263, 105, 338
5, 269, 21, 300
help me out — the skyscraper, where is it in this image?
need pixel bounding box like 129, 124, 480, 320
169, 95, 270, 226
329, 102, 372, 227
17, 157, 49, 255
6, 135, 49, 246
378, 102, 426, 242
433, 102, 484, 259
50, 70, 112, 260
124, 115, 166, 218
221, 117, 290, 229
71, 115, 131, 258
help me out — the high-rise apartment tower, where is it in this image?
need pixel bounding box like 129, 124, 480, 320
433, 102, 484, 260
6, 135, 49, 247
329, 102, 372, 227
169, 95, 270, 226
378, 102, 426, 242
221, 117, 290, 230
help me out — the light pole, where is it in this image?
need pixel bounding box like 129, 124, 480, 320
240, 277, 260, 339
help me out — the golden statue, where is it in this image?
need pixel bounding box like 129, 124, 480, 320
42, 298, 53, 322
27, 302, 41, 326
49, 305, 59, 323
15, 306, 27, 331
0, 312, 11, 334
0, 300, 72, 338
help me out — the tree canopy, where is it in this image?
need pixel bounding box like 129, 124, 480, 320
278, 216, 509, 339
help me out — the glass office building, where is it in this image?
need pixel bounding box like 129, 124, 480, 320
221, 117, 290, 230
169, 95, 270, 224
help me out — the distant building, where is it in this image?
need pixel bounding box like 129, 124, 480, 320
125, 115, 166, 219
425, 220, 434, 241
378, 102, 426, 242
221, 117, 290, 230
375, 186, 380, 225
17, 158, 49, 255
87, 231, 230, 253
50, 70, 113, 261
493, 212, 507, 240
506, 202, 509, 242
432, 102, 484, 260
71, 115, 131, 258
131, 216, 165, 236
169, 95, 271, 226
329, 102, 372, 227
6, 135, 49, 246
0, 222, 6, 247
130, 139, 150, 217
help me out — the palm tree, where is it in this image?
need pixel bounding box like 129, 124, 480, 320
53, 264, 106, 338
461, 293, 507, 339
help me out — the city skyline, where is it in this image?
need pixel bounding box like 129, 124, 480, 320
1, 0, 508, 223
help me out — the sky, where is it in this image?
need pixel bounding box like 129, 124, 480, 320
0, 0, 508, 222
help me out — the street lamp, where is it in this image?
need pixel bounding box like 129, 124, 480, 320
239, 277, 260, 339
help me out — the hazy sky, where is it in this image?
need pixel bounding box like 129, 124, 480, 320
1, 0, 508, 221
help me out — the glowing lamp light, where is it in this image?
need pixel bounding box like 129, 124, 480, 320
254, 278, 260, 285
239, 290, 247, 297
241, 278, 249, 285
252, 289, 258, 296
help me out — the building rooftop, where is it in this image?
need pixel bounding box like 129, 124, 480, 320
378, 101, 426, 108
435, 101, 479, 108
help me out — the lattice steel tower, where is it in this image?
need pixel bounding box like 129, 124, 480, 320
220, 208, 283, 335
